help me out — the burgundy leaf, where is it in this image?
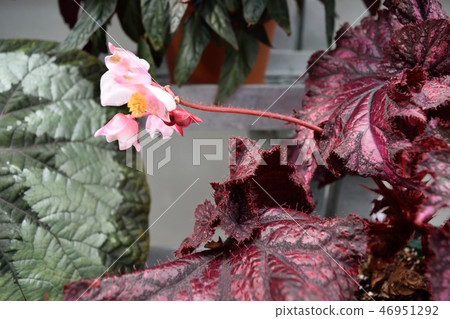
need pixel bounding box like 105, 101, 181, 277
297, 12, 402, 182
305, 11, 399, 92
384, 0, 447, 25
379, 19, 450, 77
64, 210, 368, 301
368, 180, 423, 258
210, 138, 314, 242
423, 220, 450, 301
321, 78, 391, 176
298, 3, 449, 185
386, 65, 427, 102
392, 120, 449, 180
412, 75, 450, 111
288, 127, 330, 188
294, 10, 401, 184
415, 149, 450, 224
363, 0, 382, 16
174, 200, 220, 257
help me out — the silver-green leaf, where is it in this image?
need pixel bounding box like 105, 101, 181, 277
0, 39, 150, 300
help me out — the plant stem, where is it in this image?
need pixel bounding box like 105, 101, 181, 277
163, 86, 323, 134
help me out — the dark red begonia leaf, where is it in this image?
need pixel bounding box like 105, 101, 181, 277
293, 10, 402, 185
412, 76, 450, 111
422, 220, 450, 301
174, 200, 220, 257
363, 0, 381, 16
391, 120, 448, 181
210, 138, 314, 242
367, 145, 449, 258
415, 148, 450, 225
297, 3, 449, 185
318, 77, 407, 182
384, 0, 447, 25
368, 179, 423, 258
379, 19, 450, 77
64, 209, 368, 301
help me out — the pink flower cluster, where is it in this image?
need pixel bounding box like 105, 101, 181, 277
95, 43, 201, 151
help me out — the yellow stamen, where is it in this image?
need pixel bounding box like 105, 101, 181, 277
128, 92, 147, 117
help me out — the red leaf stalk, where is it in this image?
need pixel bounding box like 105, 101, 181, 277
163, 85, 324, 134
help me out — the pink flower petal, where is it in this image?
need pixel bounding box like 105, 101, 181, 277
95, 113, 141, 151
106, 43, 150, 74
148, 85, 177, 112
139, 85, 177, 122
146, 115, 180, 139
100, 71, 135, 106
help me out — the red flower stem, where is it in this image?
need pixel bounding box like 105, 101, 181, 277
163, 86, 323, 134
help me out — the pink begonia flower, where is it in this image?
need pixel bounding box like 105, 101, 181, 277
145, 109, 202, 138
96, 44, 201, 150
95, 113, 141, 151
100, 43, 176, 121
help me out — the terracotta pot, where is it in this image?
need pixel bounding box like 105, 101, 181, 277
165, 20, 276, 84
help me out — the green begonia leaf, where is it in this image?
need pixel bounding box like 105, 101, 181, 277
141, 0, 167, 51
267, 0, 291, 35
117, 0, 145, 43
242, 0, 269, 25
216, 32, 259, 104
141, 0, 187, 51
324, 0, 336, 46
168, 0, 188, 34
55, 0, 117, 52
174, 14, 211, 85
194, 0, 238, 49
224, 0, 240, 12
0, 39, 150, 300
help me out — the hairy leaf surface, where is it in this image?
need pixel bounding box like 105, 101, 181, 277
65, 208, 367, 301
211, 138, 314, 242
